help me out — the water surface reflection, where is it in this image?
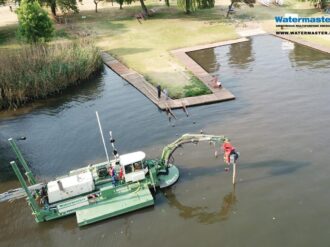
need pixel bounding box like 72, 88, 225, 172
165, 187, 237, 224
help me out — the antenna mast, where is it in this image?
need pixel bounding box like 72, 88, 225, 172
95, 111, 110, 164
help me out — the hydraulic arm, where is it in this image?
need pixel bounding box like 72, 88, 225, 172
159, 134, 227, 168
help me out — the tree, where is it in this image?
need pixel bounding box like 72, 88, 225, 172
115, 0, 123, 9
139, 0, 148, 16
94, 0, 102, 12
57, 0, 79, 14
177, 0, 214, 13
197, 0, 214, 8
113, 0, 147, 16
42, 0, 79, 16
17, 0, 54, 43
113, 0, 132, 10
177, 0, 197, 13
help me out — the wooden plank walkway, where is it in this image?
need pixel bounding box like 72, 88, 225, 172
102, 52, 162, 106
102, 38, 248, 110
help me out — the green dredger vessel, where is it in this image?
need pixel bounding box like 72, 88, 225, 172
1, 133, 237, 227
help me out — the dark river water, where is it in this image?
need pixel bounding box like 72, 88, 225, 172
0, 35, 330, 247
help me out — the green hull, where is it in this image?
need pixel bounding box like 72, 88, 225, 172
77, 185, 154, 226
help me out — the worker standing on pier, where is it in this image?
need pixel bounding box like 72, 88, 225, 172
156, 85, 162, 99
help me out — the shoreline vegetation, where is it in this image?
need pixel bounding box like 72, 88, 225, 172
0, 39, 103, 110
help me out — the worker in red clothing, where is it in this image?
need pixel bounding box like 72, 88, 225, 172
118, 167, 124, 180
222, 139, 238, 171
108, 166, 115, 177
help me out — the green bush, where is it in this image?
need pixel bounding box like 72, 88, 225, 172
184, 76, 212, 97
0, 39, 103, 109
16, 0, 54, 43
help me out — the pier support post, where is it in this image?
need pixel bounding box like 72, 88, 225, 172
232, 162, 237, 185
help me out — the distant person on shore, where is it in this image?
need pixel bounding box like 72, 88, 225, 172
212, 77, 222, 89
156, 85, 162, 99
163, 88, 169, 100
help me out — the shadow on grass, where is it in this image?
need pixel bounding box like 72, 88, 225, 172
0, 24, 17, 45
0, 24, 75, 50
108, 47, 151, 56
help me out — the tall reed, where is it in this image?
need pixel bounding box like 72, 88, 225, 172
0, 39, 103, 109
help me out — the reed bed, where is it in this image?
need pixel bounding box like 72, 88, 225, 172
0, 39, 103, 109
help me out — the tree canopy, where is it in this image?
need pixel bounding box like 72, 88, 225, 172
177, 0, 215, 13
41, 0, 79, 16
177, 0, 197, 13
17, 0, 54, 43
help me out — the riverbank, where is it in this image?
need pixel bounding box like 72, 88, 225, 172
0, 40, 102, 110
1, 0, 329, 107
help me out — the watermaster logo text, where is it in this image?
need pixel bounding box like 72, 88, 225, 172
275, 16, 330, 23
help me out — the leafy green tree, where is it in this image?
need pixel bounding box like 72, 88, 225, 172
115, 0, 123, 9
57, 0, 78, 14
177, 0, 214, 12
113, 0, 132, 10
17, 0, 54, 43
197, 0, 214, 8
113, 0, 148, 16
42, 0, 79, 17
177, 0, 197, 13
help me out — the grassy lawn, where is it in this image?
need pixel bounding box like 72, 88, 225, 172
64, 3, 238, 98
299, 35, 330, 48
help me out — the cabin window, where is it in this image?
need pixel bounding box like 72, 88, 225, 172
125, 164, 133, 174
124, 160, 145, 174
133, 161, 143, 170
